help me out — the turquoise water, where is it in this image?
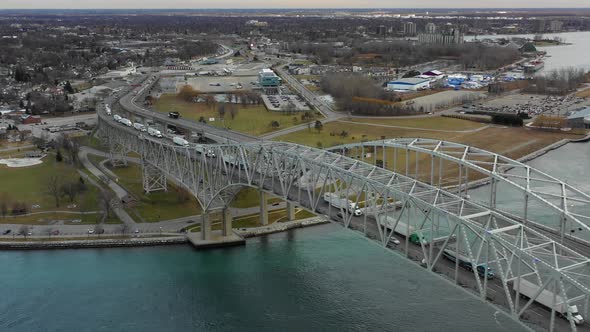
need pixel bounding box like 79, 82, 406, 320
0, 224, 525, 331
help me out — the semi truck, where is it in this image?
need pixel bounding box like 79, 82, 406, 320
133, 123, 147, 132
119, 118, 132, 127
323, 193, 362, 216
195, 145, 216, 158
377, 215, 448, 246
512, 278, 584, 325
442, 249, 495, 280
173, 136, 190, 147
147, 127, 163, 138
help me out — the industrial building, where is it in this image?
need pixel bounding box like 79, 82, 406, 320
418, 29, 464, 45
387, 78, 430, 92
567, 108, 590, 129
258, 68, 281, 87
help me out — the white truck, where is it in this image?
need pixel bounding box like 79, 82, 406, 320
513, 278, 584, 325
105, 105, 112, 115
323, 192, 362, 216
195, 145, 216, 158
113, 114, 122, 122
147, 127, 163, 138
173, 136, 190, 147
133, 123, 147, 132
120, 118, 132, 127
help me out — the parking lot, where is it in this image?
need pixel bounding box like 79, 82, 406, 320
262, 94, 311, 112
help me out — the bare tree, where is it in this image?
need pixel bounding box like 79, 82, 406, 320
18, 225, 29, 239
119, 223, 129, 235
94, 224, 104, 237
45, 175, 62, 208
0, 195, 8, 218
61, 182, 79, 203
217, 103, 226, 119
98, 190, 118, 222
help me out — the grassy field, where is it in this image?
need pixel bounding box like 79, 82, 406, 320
229, 187, 282, 208
0, 156, 105, 224
154, 94, 318, 136
345, 117, 486, 131
275, 117, 584, 169
106, 162, 202, 222
576, 88, 590, 98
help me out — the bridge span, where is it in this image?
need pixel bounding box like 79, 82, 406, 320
98, 105, 590, 330
95, 64, 590, 330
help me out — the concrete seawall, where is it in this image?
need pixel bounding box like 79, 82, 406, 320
0, 236, 187, 250
0, 217, 331, 250
236, 216, 330, 238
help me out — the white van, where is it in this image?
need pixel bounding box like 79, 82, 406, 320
173, 136, 190, 147
113, 114, 122, 122
147, 127, 163, 138
133, 123, 146, 131
120, 118, 132, 127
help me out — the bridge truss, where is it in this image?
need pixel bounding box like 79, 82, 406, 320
327, 138, 590, 248
99, 115, 590, 331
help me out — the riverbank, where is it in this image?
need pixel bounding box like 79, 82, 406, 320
235, 216, 330, 238
0, 216, 330, 250
0, 235, 187, 250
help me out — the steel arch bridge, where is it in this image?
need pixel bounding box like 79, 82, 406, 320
326, 138, 590, 247
98, 115, 590, 331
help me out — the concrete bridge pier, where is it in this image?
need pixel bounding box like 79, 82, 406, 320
287, 202, 296, 221
201, 213, 212, 241
260, 191, 268, 225
222, 208, 233, 237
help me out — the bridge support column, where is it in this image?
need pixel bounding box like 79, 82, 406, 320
201, 213, 212, 241
222, 208, 233, 237
260, 191, 268, 226
108, 142, 128, 168
142, 162, 167, 194
287, 202, 296, 221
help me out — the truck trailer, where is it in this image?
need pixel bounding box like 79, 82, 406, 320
442, 249, 495, 280
512, 278, 584, 324
323, 192, 362, 216
173, 136, 190, 147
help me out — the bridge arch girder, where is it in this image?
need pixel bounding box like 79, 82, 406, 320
327, 138, 590, 245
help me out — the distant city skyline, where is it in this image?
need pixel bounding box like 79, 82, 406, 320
1, 0, 589, 9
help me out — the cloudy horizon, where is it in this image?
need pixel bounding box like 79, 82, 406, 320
1, 0, 589, 10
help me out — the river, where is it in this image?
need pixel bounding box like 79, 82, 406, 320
0, 224, 527, 331
466, 31, 590, 73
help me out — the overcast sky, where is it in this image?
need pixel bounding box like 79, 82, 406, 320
1, 0, 589, 9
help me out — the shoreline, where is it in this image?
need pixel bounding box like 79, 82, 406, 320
0, 216, 329, 250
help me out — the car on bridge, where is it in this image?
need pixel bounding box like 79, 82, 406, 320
168, 112, 180, 119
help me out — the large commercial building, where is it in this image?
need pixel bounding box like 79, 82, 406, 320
418, 29, 464, 45
549, 20, 563, 32
425, 23, 437, 34
258, 68, 281, 87
387, 78, 430, 91
567, 108, 590, 129
403, 22, 416, 36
